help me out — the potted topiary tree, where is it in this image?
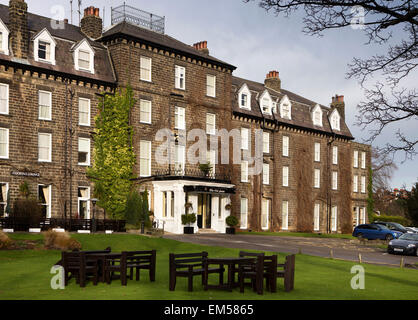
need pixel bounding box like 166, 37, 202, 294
225, 215, 239, 235
199, 162, 212, 177
182, 213, 197, 234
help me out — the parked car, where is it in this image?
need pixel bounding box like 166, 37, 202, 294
387, 233, 418, 256
352, 224, 403, 240
373, 221, 411, 234
405, 227, 418, 234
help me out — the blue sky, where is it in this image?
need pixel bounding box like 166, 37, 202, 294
2, 0, 417, 189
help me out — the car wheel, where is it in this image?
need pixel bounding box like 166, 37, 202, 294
385, 234, 394, 241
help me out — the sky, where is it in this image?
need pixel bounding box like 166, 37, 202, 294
1, 0, 417, 189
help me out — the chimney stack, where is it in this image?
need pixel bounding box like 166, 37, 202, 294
193, 41, 209, 55
331, 94, 345, 120
9, 0, 29, 59
264, 70, 281, 92
80, 6, 102, 39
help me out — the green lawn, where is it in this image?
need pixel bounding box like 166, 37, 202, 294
0, 233, 417, 300
237, 231, 356, 240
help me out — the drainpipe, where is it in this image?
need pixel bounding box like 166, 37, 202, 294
326, 114, 336, 234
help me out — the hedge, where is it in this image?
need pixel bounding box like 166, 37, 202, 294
370, 214, 410, 226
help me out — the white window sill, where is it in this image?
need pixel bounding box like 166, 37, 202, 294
39, 118, 52, 121
140, 121, 152, 125
78, 163, 91, 167
38, 160, 52, 163
79, 123, 91, 127
0, 156, 9, 160
140, 78, 152, 83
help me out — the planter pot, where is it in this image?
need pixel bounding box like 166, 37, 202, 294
226, 227, 235, 235
183, 226, 194, 234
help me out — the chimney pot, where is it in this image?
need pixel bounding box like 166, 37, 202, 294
81, 6, 102, 39
264, 70, 281, 91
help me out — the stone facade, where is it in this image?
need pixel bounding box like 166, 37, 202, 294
0, 1, 370, 234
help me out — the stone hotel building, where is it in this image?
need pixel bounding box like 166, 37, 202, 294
0, 0, 371, 234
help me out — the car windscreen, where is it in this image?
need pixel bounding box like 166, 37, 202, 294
399, 234, 418, 241
392, 223, 407, 231
375, 224, 388, 230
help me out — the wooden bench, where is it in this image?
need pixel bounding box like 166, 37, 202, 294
61, 251, 99, 287
169, 252, 224, 292
237, 254, 265, 295
125, 250, 156, 282
277, 254, 295, 292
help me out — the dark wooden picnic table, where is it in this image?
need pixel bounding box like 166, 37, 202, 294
87, 253, 122, 282
203, 257, 255, 292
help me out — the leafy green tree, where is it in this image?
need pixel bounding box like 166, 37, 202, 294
87, 86, 136, 219
125, 190, 142, 226
405, 183, 418, 226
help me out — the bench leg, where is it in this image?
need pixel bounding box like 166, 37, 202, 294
169, 274, 176, 291
150, 267, 155, 282
136, 268, 140, 281
188, 275, 193, 292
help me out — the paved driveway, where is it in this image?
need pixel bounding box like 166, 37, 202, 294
164, 233, 418, 267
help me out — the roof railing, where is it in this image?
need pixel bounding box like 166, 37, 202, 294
111, 3, 165, 34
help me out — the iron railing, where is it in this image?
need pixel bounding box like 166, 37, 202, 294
111, 4, 165, 34
0, 218, 126, 232
153, 167, 232, 184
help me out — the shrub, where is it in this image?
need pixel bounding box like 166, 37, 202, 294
0, 231, 12, 249
226, 215, 239, 228
12, 199, 43, 227
370, 214, 410, 226
181, 213, 196, 226
43, 230, 82, 251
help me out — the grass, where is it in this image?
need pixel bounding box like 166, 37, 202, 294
0, 233, 417, 300
237, 231, 355, 240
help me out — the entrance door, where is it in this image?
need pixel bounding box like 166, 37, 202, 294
197, 194, 212, 229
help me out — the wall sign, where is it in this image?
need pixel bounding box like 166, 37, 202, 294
11, 171, 41, 178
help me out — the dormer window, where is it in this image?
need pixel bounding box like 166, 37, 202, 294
38, 41, 51, 60
33, 28, 56, 65
312, 104, 323, 127
0, 19, 9, 55
238, 84, 251, 110
73, 39, 95, 74
260, 90, 272, 115
78, 50, 91, 70
330, 109, 341, 131
279, 95, 292, 120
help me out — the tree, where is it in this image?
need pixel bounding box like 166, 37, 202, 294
371, 147, 398, 191
405, 182, 418, 225
87, 86, 136, 219
245, 0, 418, 159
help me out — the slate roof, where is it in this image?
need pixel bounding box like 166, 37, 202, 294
101, 21, 236, 71
232, 76, 354, 139
0, 4, 116, 84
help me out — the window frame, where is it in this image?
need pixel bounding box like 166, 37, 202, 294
38, 184, 52, 219
206, 113, 216, 135
206, 74, 216, 98
263, 163, 270, 185
282, 136, 289, 157
78, 137, 91, 166
241, 127, 249, 150
240, 198, 248, 229
241, 161, 249, 183
333, 146, 338, 165
38, 90, 52, 121
140, 99, 152, 124
332, 171, 338, 190
38, 132, 52, 163
175, 65, 186, 90
78, 97, 91, 126
263, 131, 270, 154
283, 166, 289, 187
314, 168, 321, 189
282, 200, 289, 230
140, 56, 152, 82
0, 83, 9, 115
140, 140, 152, 177
0, 127, 9, 159
314, 203, 320, 231
314, 142, 321, 162
174, 106, 186, 130
0, 182, 9, 217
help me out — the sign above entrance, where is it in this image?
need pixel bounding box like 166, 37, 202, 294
183, 185, 235, 194
11, 171, 41, 178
